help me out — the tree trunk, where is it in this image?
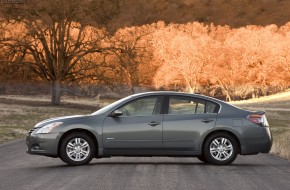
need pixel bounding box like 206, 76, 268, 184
128, 72, 136, 94
51, 80, 61, 105
0, 83, 6, 95
226, 93, 232, 102
188, 86, 195, 94
130, 85, 135, 94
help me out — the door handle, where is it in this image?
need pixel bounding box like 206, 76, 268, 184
148, 121, 161, 127
201, 119, 214, 123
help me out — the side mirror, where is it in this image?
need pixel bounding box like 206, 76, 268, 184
111, 110, 123, 117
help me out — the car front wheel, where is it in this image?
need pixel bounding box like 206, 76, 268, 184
60, 133, 95, 166
203, 133, 238, 165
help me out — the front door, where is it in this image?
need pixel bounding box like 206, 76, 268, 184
102, 96, 164, 154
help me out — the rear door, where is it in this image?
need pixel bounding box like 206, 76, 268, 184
162, 96, 219, 150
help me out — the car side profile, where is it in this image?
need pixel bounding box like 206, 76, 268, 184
26, 91, 272, 166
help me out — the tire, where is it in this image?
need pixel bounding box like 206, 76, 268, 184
197, 155, 208, 163
203, 133, 238, 165
60, 132, 95, 166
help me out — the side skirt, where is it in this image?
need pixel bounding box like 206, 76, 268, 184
102, 148, 201, 157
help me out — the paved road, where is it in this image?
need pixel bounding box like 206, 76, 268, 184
0, 140, 289, 190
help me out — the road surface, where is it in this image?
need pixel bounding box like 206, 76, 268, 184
0, 139, 289, 190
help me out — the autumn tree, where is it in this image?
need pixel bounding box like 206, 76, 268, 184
152, 22, 290, 100
0, 45, 33, 94
0, 0, 119, 105
108, 25, 155, 94
274, 23, 290, 84
0, 22, 33, 94
152, 24, 217, 93
219, 25, 288, 99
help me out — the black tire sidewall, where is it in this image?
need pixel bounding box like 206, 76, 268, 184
197, 155, 208, 163
203, 133, 238, 165
60, 133, 95, 166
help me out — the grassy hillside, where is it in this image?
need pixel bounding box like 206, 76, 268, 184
110, 0, 290, 29
0, 97, 93, 143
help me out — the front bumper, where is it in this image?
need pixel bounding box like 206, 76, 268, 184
26, 133, 60, 157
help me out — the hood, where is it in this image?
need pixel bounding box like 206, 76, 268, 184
34, 115, 86, 128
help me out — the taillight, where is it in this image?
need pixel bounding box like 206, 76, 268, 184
247, 114, 269, 127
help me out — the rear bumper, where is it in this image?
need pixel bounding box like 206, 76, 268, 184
240, 127, 272, 155
26, 133, 60, 157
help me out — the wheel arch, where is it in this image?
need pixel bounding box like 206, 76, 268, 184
58, 128, 99, 158
201, 130, 241, 154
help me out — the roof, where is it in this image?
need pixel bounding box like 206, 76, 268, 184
131, 91, 225, 104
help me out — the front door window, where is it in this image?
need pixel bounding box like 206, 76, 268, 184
119, 97, 162, 116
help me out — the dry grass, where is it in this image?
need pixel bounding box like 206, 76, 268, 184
230, 90, 290, 108
271, 129, 290, 160
266, 111, 290, 160
0, 101, 92, 144
0, 95, 114, 108
0, 94, 117, 144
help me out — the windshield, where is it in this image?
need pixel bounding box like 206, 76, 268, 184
91, 95, 134, 115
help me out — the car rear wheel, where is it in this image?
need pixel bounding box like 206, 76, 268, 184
60, 133, 95, 166
203, 133, 238, 165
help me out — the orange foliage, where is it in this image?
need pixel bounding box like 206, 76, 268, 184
1, 19, 290, 99
150, 22, 290, 100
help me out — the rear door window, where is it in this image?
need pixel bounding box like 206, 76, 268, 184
168, 96, 219, 114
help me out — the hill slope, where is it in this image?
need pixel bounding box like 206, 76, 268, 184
110, 0, 290, 29
230, 90, 290, 109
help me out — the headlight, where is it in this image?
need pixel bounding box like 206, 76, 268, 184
35, 122, 63, 134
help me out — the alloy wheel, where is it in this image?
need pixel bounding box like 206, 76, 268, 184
66, 137, 91, 162
209, 137, 233, 161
